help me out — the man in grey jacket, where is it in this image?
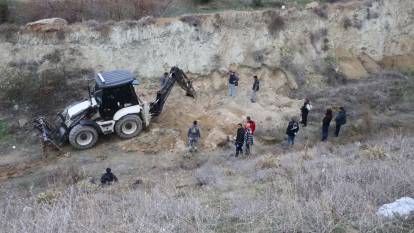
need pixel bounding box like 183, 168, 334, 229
188, 121, 201, 152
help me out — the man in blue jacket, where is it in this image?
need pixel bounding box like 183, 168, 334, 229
228, 71, 239, 97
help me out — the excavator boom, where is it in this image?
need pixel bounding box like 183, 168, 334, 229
149, 66, 196, 118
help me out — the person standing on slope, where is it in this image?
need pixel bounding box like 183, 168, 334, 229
286, 118, 300, 146
188, 120, 201, 152
250, 75, 260, 103
300, 98, 312, 127
245, 116, 256, 135
322, 108, 333, 141
335, 107, 347, 137
228, 71, 239, 97
244, 126, 254, 155
235, 123, 245, 157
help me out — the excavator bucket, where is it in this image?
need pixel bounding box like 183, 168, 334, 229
173, 67, 197, 98
33, 117, 63, 151
149, 67, 197, 118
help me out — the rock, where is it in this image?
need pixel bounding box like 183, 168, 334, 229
335, 48, 369, 80
358, 53, 381, 74
305, 1, 319, 10
204, 128, 228, 150
377, 197, 414, 219
18, 118, 28, 128
26, 18, 68, 32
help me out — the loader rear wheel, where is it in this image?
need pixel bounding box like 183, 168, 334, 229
69, 125, 99, 150
115, 115, 143, 139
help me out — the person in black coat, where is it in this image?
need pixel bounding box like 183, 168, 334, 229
300, 98, 312, 127
101, 168, 118, 185
286, 118, 300, 146
335, 107, 347, 137
235, 123, 245, 157
321, 109, 333, 141
250, 76, 260, 103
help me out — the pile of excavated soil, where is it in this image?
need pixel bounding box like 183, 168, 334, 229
119, 72, 301, 153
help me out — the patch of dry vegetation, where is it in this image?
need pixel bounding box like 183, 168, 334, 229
1, 134, 414, 232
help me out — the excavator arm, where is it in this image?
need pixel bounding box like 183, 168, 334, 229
149, 66, 196, 118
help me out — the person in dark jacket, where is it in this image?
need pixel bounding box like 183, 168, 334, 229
300, 98, 312, 127
188, 120, 201, 152
101, 168, 118, 185
321, 109, 333, 141
286, 118, 300, 146
250, 76, 260, 103
235, 123, 245, 157
228, 71, 239, 97
335, 107, 347, 137
160, 72, 168, 88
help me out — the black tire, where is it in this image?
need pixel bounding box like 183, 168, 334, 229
115, 115, 143, 139
69, 125, 99, 150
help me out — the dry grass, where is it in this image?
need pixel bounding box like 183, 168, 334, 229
1, 134, 414, 232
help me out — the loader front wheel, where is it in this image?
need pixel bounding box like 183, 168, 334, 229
115, 115, 142, 139
69, 125, 99, 150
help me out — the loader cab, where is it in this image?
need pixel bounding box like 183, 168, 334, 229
93, 70, 140, 120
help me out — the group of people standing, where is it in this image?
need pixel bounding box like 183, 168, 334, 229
176, 70, 347, 154
228, 70, 260, 103
286, 99, 348, 146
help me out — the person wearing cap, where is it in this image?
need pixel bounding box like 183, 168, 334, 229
188, 120, 201, 152
100, 168, 118, 185
286, 117, 300, 146
250, 75, 260, 103
235, 123, 245, 157
228, 71, 239, 97
335, 107, 347, 137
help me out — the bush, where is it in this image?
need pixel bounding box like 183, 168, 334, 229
192, 0, 213, 4
180, 15, 202, 27
0, 120, 10, 141
313, 5, 328, 19
251, 0, 263, 8
8, 0, 169, 24
0, 0, 9, 24
0, 23, 19, 41
263, 10, 285, 36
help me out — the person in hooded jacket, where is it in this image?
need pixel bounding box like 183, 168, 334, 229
235, 123, 245, 157
286, 118, 300, 146
322, 109, 333, 141
245, 116, 256, 135
335, 107, 347, 137
300, 98, 312, 127
101, 168, 118, 185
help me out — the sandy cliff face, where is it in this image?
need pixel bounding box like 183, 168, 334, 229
0, 0, 412, 151
0, 0, 412, 80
